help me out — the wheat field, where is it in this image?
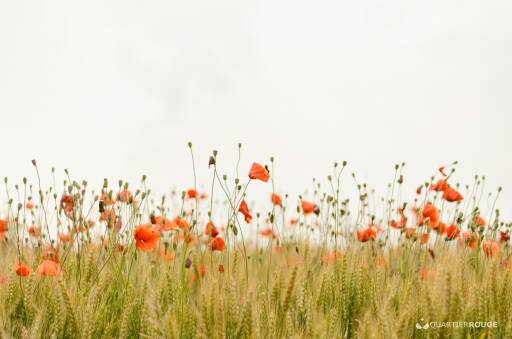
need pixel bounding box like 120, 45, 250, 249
0, 147, 510, 338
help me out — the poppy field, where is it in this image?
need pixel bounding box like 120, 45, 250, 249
0, 145, 511, 338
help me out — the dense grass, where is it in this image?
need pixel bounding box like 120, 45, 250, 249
0, 151, 510, 338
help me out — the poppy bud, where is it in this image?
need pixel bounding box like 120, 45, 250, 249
208, 156, 216, 167
31, 159, 37, 166
185, 257, 192, 269
187, 141, 192, 148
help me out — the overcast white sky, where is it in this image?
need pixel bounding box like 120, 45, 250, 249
0, 1, 511, 219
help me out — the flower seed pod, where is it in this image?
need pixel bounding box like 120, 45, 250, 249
185, 257, 192, 269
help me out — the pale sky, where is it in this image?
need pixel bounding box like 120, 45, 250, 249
1, 1, 511, 219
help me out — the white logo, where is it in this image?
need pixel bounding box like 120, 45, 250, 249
416, 319, 429, 330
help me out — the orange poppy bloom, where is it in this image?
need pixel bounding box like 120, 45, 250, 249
172, 217, 189, 229
482, 240, 500, 257
186, 189, 197, 199
133, 223, 160, 252
430, 180, 449, 192
260, 228, 277, 239
152, 215, 175, 232
218, 264, 225, 273
461, 232, 478, 249
25, 202, 35, 209
211, 237, 225, 251
436, 222, 448, 235
28, 226, 41, 237
473, 215, 486, 227
198, 264, 206, 278
117, 189, 132, 203
301, 200, 318, 215
42, 246, 60, 263
356, 227, 377, 242
204, 221, 219, 237
390, 208, 408, 229
15, 263, 31, 277
248, 162, 270, 182
422, 203, 440, 228
420, 232, 429, 244
289, 218, 298, 225
419, 269, 437, 280
445, 224, 461, 240
178, 232, 196, 245
442, 187, 463, 203
38, 260, 62, 276
238, 200, 252, 223
271, 193, 282, 206
0, 219, 7, 240
60, 194, 74, 213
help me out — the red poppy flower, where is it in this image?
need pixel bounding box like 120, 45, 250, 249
238, 200, 252, 223
198, 264, 206, 278
271, 193, 282, 206
248, 162, 270, 182
152, 215, 175, 232
473, 215, 486, 227
356, 227, 377, 242
204, 221, 219, 237
422, 203, 440, 228
390, 208, 408, 229
28, 226, 41, 237
15, 263, 31, 277
482, 240, 500, 257
172, 217, 189, 229
442, 187, 463, 203
186, 189, 197, 199
211, 237, 225, 251
38, 260, 62, 276
134, 223, 160, 252
461, 232, 478, 249
0, 219, 7, 240
60, 194, 74, 213
301, 200, 318, 215
445, 224, 461, 240
430, 180, 449, 192
218, 264, 225, 273
419, 269, 437, 280
260, 228, 276, 239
